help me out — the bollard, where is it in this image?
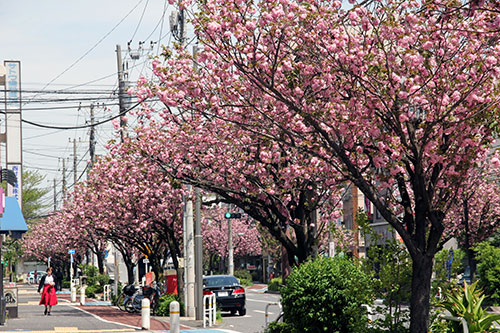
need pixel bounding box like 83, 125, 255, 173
141, 298, 150, 330
71, 286, 77, 303
80, 286, 86, 305
169, 301, 180, 333
264, 302, 282, 328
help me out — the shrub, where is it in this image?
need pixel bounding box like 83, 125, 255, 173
85, 284, 102, 299
474, 242, 500, 305
264, 322, 299, 333
251, 270, 260, 282
280, 256, 373, 332
234, 269, 253, 286
234, 269, 252, 281
267, 277, 282, 292
432, 281, 500, 332
96, 274, 111, 286
155, 294, 185, 317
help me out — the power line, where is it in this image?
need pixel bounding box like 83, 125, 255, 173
3, 89, 116, 95
1, 100, 143, 130
25, 0, 147, 104
23, 150, 61, 159
130, 0, 150, 42
21, 103, 120, 111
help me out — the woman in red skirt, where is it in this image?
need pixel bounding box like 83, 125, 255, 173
38, 267, 58, 315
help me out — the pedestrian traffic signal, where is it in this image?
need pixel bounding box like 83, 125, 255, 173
224, 212, 241, 219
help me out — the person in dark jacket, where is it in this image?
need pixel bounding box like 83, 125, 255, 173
55, 269, 63, 291
38, 267, 58, 315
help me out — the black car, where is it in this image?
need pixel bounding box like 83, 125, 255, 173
203, 275, 246, 316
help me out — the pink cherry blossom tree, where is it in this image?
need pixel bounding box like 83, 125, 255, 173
136, 0, 500, 330
444, 154, 500, 279
202, 204, 262, 272
129, 110, 346, 270
78, 139, 185, 284
22, 211, 89, 277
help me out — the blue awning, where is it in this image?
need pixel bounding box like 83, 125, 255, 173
0, 197, 28, 238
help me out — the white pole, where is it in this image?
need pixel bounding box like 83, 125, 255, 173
71, 286, 77, 303
80, 286, 86, 305
170, 301, 180, 333
70, 253, 76, 303
185, 185, 195, 317
228, 218, 234, 275
141, 298, 150, 330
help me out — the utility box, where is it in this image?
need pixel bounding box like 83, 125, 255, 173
0, 296, 6, 325
5, 286, 18, 318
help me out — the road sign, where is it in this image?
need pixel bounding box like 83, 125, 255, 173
68, 249, 75, 254
143, 258, 150, 264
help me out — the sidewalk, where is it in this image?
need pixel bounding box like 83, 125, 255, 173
3, 283, 241, 333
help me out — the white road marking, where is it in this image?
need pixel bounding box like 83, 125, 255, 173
253, 310, 274, 314
246, 298, 280, 303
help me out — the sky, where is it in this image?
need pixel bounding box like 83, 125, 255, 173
0, 0, 190, 215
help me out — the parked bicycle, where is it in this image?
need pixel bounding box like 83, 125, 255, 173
116, 284, 138, 311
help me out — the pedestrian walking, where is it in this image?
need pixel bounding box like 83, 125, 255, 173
55, 269, 63, 291
38, 267, 58, 315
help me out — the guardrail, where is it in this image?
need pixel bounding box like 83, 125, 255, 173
441, 315, 469, 333
203, 294, 216, 328
361, 304, 374, 323
264, 302, 282, 328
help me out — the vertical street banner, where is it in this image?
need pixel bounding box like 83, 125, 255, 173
4, 61, 23, 209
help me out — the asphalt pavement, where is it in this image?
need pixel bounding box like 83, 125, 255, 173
0, 282, 243, 333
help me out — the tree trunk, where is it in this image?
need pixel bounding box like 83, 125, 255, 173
149, 255, 162, 281
466, 246, 476, 281
126, 264, 134, 285
96, 252, 104, 275
409, 254, 433, 333
120, 252, 136, 285
463, 199, 476, 280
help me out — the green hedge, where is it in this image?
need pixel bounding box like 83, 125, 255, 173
280, 256, 373, 332
264, 322, 299, 333
475, 242, 500, 305
155, 294, 185, 316
234, 269, 253, 286
267, 277, 282, 292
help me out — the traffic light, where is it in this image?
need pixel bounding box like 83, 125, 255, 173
1, 169, 17, 186
224, 212, 241, 219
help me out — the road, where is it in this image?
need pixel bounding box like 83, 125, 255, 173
216, 290, 281, 333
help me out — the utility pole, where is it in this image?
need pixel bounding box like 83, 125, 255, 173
62, 159, 66, 200
185, 185, 195, 318
53, 179, 57, 211
171, 6, 195, 318
115, 44, 129, 292
73, 139, 77, 186
194, 187, 203, 320
191, 44, 204, 320
89, 104, 96, 168
116, 45, 127, 141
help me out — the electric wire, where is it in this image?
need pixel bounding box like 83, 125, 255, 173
130, 0, 150, 42
0, 100, 144, 130
24, 0, 146, 105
